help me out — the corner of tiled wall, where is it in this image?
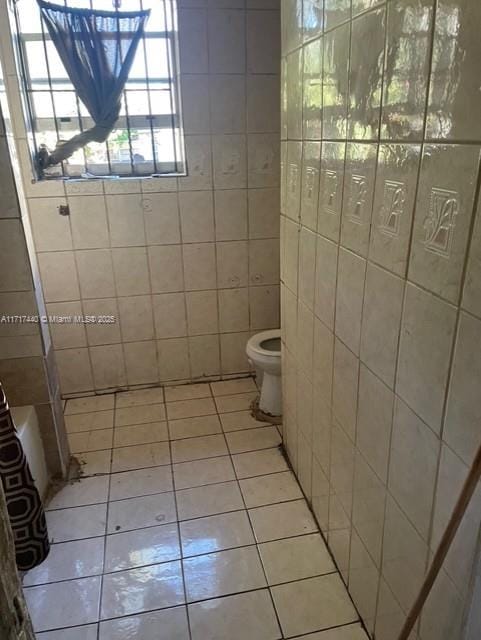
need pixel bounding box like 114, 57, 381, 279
280, 0, 481, 639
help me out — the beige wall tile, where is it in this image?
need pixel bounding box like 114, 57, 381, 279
247, 133, 280, 188
332, 339, 359, 441
124, 341, 158, 386
444, 312, 481, 466
247, 75, 280, 134
335, 248, 366, 356
76, 249, 116, 299
463, 199, 481, 318
397, 283, 457, 433
83, 298, 121, 346
55, 348, 94, 395
46, 301, 87, 349
148, 245, 184, 293
143, 193, 181, 245
106, 194, 146, 248
189, 333, 221, 378
118, 295, 155, 342
216, 240, 248, 288
90, 344, 127, 390
179, 190, 215, 242
209, 75, 246, 134
215, 189, 248, 241
178, 8, 209, 74
249, 285, 280, 331
153, 292, 187, 339
183, 243, 217, 290
181, 74, 210, 134
186, 290, 219, 335
158, 337, 190, 381
220, 331, 251, 374
360, 263, 404, 388
208, 9, 246, 73
247, 10, 280, 74
29, 197, 72, 252
69, 195, 109, 250
112, 247, 150, 296
218, 288, 249, 332
298, 227, 316, 310
0, 219, 33, 292
408, 144, 480, 303
38, 251, 80, 302
248, 188, 279, 239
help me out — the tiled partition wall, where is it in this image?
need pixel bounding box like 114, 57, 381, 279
0, 82, 68, 477
0, 0, 281, 396
280, 1, 481, 639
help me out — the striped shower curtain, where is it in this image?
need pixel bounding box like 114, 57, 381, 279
0, 384, 49, 571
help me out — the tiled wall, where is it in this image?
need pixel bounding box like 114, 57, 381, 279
280, 1, 481, 639
0, 75, 68, 478
0, 0, 281, 396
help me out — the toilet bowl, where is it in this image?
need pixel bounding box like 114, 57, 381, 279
246, 329, 282, 417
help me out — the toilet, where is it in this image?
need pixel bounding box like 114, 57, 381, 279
246, 329, 282, 417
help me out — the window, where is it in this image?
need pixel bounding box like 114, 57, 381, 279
13, 0, 185, 179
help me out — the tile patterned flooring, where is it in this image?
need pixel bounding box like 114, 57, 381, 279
25, 378, 368, 640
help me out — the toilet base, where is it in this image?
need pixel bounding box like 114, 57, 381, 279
259, 372, 282, 417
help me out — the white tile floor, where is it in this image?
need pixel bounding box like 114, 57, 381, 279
25, 377, 369, 640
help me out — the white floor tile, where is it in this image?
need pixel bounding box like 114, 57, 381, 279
183, 546, 266, 602
100, 561, 185, 619
214, 392, 258, 413
115, 403, 166, 426
46, 504, 107, 543
25, 576, 101, 632
211, 378, 258, 396
232, 448, 289, 479
166, 397, 217, 420
168, 414, 222, 440
249, 500, 318, 543
165, 382, 212, 402
188, 589, 281, 640
65, 395, 114, 415
116, 387, 164, 408
293, 624, 369, 639
226, 426, 281, 454
171, 434, 228, 463
74, 450, 111, 477
65, 410, 114, 433
107, 493, 177, 533
47, 476, 110, 510
69, 429, 113, 453
180, 510, 255, 557
173, 456, 235, 490
239, 471, 303, 508
37, 624, 98, 640
111, 442, 170, 472
176, 481, 244, 521
258, 533, 335, 585
220, 410, 270, 432
99, 607, 190, 640
24, 538, 104, 586
109, 466, 173, 501
113, 421, 168, 448
271, 575, 358, 637
104, 523, 180, 572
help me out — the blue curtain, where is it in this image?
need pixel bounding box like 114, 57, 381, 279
37, 0, 150, 170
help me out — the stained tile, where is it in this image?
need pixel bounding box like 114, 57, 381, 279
166, 397, 217, 420
109, 466, 173, 501
232, 448, 289, 479
220, 410, 270, 431
214, 392, 257, 413
211, 377, 257, 396
111, 442, 170, 472
249, 500, 318, 543
65, 410, 114, 433
24, 538, 104, 586
25, 576, 101, 632
169, 414, 222, 440
99, 607, 190, 640
74, 450, 111, 477
165, 383, 211, 402
113, 422, 168, 448
259, 534, 335, 585
100, 561, 185, 619
69, 429, 113, 453
46, 504, 107, 543
180, 510, 255, 557
239, 471, 303, 508
271, 575, 358, 637
107, 493, 177, 533
116, 387, 164, 408
116, 403, 166, 426
47, 476, 110, 510
104, 523, 180, 572
183, 546, 266, 602
173, 456, 235, 490
188, 590, 281, 640
171, 434, 228, 463
177, 481, 244, 520
226, 426, 281, 454
65, 395, 114, 415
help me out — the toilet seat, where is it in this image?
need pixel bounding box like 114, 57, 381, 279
247, 329, 281, 358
